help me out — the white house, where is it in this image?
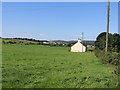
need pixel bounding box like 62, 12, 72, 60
71, 40, 86, 52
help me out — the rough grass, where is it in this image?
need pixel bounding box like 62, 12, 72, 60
2, 44, 118, 88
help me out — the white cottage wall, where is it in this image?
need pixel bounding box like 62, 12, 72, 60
71, 40, 86, 52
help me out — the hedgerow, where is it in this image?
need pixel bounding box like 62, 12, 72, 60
94, 32, 120, 66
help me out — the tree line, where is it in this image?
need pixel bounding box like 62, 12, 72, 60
94, 32, 120, 66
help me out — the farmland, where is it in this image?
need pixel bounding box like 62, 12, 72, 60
2, 44, 118, 88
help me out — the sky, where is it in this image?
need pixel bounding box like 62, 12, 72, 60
2, 2, 118, 41
118, 2, 120, 34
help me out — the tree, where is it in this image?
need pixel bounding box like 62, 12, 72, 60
95, 32, 120, 65
111, 33, 120, 52
95, 32, 120, 52
95, 32, 106, 50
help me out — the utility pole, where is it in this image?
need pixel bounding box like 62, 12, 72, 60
105, 0, 110, 53
82, 32, 84, 52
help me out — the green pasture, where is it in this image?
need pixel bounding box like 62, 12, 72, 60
2, 44, 118, 88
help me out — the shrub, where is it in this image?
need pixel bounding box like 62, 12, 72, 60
94, 49, 119, 66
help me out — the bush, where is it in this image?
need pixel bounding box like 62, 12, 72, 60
94, 49, 119, 66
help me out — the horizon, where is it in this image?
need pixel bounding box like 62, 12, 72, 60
1, 37, 96, 41
2, 2, 118, 41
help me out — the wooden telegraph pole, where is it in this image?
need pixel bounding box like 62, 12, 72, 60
82, 32, 84, 52
105, 0, 110, 53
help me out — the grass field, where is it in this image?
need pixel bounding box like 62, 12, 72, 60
2, 44, 118, 88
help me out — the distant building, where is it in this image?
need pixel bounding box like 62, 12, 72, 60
43, 42, 49, 44
71, 40, 86, 52
87, 45, 95, 47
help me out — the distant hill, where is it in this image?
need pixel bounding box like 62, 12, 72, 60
1, 38, 95, 46
52, 40, 95, 46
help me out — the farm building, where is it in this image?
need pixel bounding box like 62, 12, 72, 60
71, 40, 86, 52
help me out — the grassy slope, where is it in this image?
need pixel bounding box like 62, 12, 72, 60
3, 39, 39, 44
2, 44, 118, 88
